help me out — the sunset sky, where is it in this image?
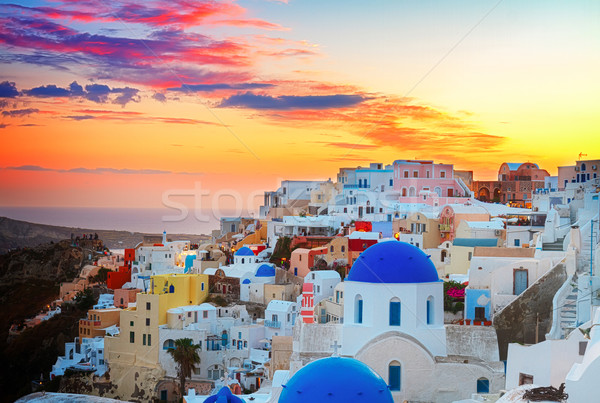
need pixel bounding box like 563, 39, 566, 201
1, 0, 599, 211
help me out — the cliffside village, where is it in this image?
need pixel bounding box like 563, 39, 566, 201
41, 158, 600, 403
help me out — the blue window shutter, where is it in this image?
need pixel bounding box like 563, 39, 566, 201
477, 378, 489, 393
389, 301, 401, 326
357, 299, 363, 324
389, 365, 401, 391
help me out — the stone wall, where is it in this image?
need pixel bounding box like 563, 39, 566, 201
493, 262, 567, 360
446, 324, 500, 362
270, 336, 293, 379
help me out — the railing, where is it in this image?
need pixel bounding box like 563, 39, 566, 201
343, 184, 360, 189
439, 224, 451, 232
80, 320, 102, 327
264, 320, 281, 328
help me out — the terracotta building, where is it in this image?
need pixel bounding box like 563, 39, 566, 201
473, 162, 550, 208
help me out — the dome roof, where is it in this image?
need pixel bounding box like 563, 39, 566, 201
280, 356, 393, 403
203, 386, 243, 403
347, 241, 439, 283
255, 264, 275, 277
234, 246, 255, 256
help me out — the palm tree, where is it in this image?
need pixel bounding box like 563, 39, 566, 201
167, 338, 201, 398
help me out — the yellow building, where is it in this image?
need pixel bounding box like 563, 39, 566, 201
104, 273, 209, 400
405, 211, 442, 249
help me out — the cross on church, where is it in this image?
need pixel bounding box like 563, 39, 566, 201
331, 340, 341, 357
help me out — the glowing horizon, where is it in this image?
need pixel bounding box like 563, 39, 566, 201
1, 0, 598, 209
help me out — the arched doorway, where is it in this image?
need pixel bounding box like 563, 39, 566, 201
478, 187, 490, 202
493, 188, 501, 202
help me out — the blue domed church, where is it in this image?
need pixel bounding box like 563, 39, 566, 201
279, 240, 506, 402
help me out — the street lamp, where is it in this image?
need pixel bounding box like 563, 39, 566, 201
579, 323, 600, 340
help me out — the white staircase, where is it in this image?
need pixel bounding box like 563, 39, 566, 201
547, 273, 579, 339
577, 214, 599, 275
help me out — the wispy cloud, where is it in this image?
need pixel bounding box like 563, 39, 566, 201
62, 108, 220, 126
220, 92, 366, 110
0, 81, 19, 98
2, 108, 39, 117
4, 165, 202, 175
168, 82, 275, 93
24, 81, 140, 106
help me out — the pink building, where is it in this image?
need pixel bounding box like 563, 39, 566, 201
289, 247, 327, 278
114, 288, 140, 308
439, 204, 490, 242
558, 159, 600, 190
393, 160, 469, 199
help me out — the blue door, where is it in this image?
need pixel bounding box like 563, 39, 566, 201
514, 270, 528, 295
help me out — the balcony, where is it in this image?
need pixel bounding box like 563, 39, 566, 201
439, 224, 451, 232
79, 320, 102, 327
264, 320, 281, 328
343, 184, 359, 189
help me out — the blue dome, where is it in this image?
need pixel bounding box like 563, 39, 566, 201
203, 386, 243, 403
234, 246, 255, 256
242, 278, 251, 284
347, 241, 439, 283
280, 356, 393, 403
255, 264, 275, 277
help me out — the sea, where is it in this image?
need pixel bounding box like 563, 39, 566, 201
0, 206, 243, 235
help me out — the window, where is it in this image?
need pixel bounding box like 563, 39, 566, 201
440, 171, 446, 178
203, 311, 208, 319
193, 367, 201, 375
201, 283, 205, 291
355, 295, 363, 324
130, 331, 135, 343
468, 252, 472, 261
389, 361, 401, 391
330, 246, 334, 252
426, 296, 434, 324
99, 359, 104, 365
519, 373, 533, 386
413, 171, 418, 178
146, 318, 150, 326
143, 334, 146, 345
579, 341, 588, 355
389, 299, 401, 326
403, 171, 409, 178
163, 339, 175, 350
148, 334, 151, 346
130, 321, 134, 327
514, 239, 520, 247
477, 378, 490, 393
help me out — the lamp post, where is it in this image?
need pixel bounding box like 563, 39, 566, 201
579, 323, 600, 339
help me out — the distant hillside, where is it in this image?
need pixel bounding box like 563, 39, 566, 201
0, 216, 211, 254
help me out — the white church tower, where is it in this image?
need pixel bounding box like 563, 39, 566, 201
342, 240, 446, 358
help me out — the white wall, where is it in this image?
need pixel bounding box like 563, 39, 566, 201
506, 331, 585, 389
342, 281, 446, 357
